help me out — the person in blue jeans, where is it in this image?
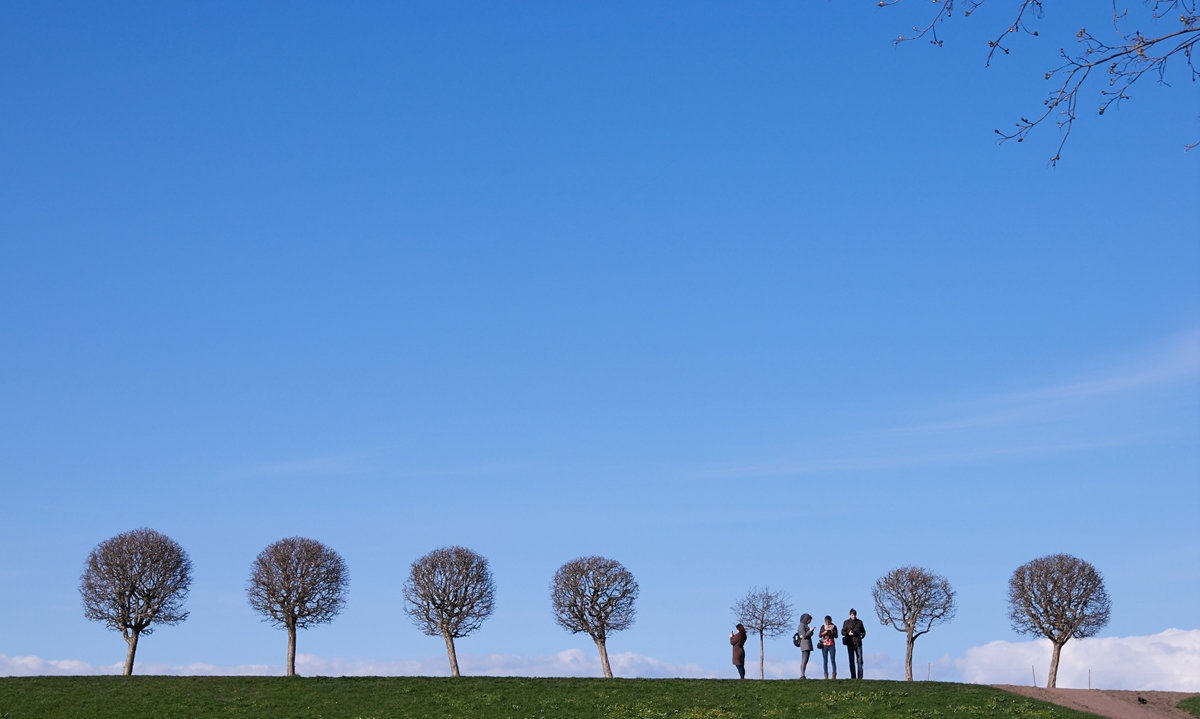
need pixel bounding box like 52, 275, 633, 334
818, 615, 839, 679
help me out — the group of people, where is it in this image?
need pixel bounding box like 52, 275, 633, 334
730, 609, 866, 680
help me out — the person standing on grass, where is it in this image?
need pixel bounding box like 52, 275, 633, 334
730, 623, 747, 679
797, 613, 815, 679
842, 608, 866, 679
819, 615, 838, 679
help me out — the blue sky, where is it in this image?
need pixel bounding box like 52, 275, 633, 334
2, 1, 1198, 689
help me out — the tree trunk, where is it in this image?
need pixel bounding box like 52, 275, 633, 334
595, 638, 613, 678
287, 623, 298, 677
1047, 641, 1063, 688
443, 632, 460, 677
904, 633, 915, 682
123, 631, 139, 676
758, 631, 765, 680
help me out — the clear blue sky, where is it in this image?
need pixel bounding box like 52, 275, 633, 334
2, 1, 1197, 688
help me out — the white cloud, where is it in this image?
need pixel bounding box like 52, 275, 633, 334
293, 649, 616, 678
750, 649, 954, 682
0, 655, 118, 676
0, 649, 716, 679
310, 649, 719, 679
7, 631, 1198, 690
958, 628, 1200, 691
608, 651, 719, 679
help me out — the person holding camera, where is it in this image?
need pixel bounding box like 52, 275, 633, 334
796, 613, 815, 679
842, 608, 866, 679
818, 615, 838, 679
730, 623, 747, 679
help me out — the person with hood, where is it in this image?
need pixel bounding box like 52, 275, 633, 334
730, 623, 747, 679
796, 613, 815, 679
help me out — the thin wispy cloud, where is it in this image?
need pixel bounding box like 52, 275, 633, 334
231, 332, 1200, 483
883, 328, 1200, 435
235, 452, 535, 482
239, 454, 378, 480
702, 329, 1200, 479
699, 437, 1161, 478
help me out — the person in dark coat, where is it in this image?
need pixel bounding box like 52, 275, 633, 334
797, 613, 815, 679
842, 608, 866, 679
730, 623, 747, 679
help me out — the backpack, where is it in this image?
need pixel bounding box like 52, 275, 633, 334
792, 632, 801, 647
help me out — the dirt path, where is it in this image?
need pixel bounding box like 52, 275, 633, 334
994, 685, 1198, 719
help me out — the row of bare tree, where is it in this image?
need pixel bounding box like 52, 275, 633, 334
731, 557, 1110, 688
78, 529, 638, 678
79, 528, 1109, 687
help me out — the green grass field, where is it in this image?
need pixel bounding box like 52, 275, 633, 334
0, 676, 1109, 719
1178, 694, 1200, 718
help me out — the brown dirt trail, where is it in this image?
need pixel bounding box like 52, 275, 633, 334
994, 685, 1198, 719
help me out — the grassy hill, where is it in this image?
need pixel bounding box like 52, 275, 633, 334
0, 676, 1105, 719
1179, 695, 1200, 717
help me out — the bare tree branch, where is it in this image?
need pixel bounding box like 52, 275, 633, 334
872, 566, 957, 681
79, 528, 192, 676
880, 0, 1200, 164
403, 546, 496, 677
732, 587, 794, 680
247, 537, 349, 677
550, 556, 639, 678
1007, 553, 1111, 688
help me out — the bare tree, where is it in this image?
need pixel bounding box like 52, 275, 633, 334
732, 587, 794, 680
872, 566, 957, 681
880, 1, 1200, 164
79, 528, 192, 675
1007, 553, 1111, 688
403, 546, 496, 677
247, 537, 349, 677
550, 556, 639, 678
